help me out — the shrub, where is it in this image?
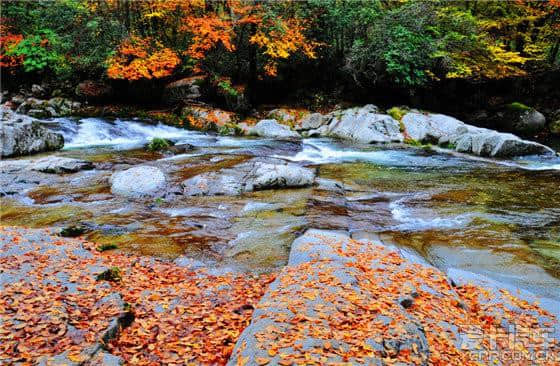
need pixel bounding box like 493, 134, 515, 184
147, 138, 173, 151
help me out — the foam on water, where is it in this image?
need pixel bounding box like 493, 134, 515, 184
389, 193, 474, 231
54, 117, 204, 149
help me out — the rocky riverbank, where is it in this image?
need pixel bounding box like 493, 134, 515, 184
0, 226, 271, 365
1, 226, 558, 365
1, 92, 560, 364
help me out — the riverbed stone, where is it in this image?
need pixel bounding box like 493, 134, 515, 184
110, 166, 167, 198
31, 156, 93, 174
182, 159, 315, 196
325, 105, 404, 143
249, 119, 301, 140
0, 106, 64, 157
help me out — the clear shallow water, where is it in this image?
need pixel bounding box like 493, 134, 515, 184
2, 117, 559, 302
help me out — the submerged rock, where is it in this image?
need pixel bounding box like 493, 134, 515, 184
31, 156, 93, 174
0, 106, 64, 157
110, 166, 167, 198
182, 159, 315, 196
249, 119, 301, 140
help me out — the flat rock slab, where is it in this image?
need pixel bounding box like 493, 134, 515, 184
0, 227, 126, 365
228, 229, 559, 365
182, 158, 315, 196
31, 156, 94, 174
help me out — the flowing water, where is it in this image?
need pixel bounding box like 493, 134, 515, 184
2, 117, 559, 304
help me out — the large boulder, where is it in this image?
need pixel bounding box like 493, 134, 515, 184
249, 119, 301, 140
31, 156, 93, 174
110, 166, 167, 198
324, 104, 404, 143
0, 106, 64, 157
228, 230, 431, 365
402, 111, 555, 157
494, 103, 546, 136
162, 76, 202, 105
182, 159, 315, 196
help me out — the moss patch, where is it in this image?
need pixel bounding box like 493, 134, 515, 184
506, 102, 532, 112
0, 200, 92, 227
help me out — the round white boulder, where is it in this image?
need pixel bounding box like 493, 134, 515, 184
110, 166, 166, 198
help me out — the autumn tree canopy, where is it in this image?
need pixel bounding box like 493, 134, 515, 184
1, 0, 559, 90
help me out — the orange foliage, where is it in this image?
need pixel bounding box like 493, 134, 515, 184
250, 18, 318, 76
0, 226, 272, 365
106, 36, 180, 80
183, 15, 235, 60
181, 0, 318, 77
0, 25, 23, 70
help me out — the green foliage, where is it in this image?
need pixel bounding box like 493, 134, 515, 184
96, 267, 122, 282
387, 107, 408, 122
7, 30, 66, 74
97, 243, 118, 252
146, 138, 173, 151
404, 138, 423, 147
2, 0, 558, 90
218, 123, 243, 136
217, 80, 239, 98
440, 141, 457, 150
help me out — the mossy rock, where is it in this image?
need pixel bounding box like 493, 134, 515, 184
60, 224, 90, 237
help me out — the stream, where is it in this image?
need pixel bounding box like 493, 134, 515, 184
1, 116, 559, 305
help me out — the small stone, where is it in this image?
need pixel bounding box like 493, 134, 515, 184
399, 296, 414, 309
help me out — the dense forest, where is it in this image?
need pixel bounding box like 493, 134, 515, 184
2, 0, 559, 110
